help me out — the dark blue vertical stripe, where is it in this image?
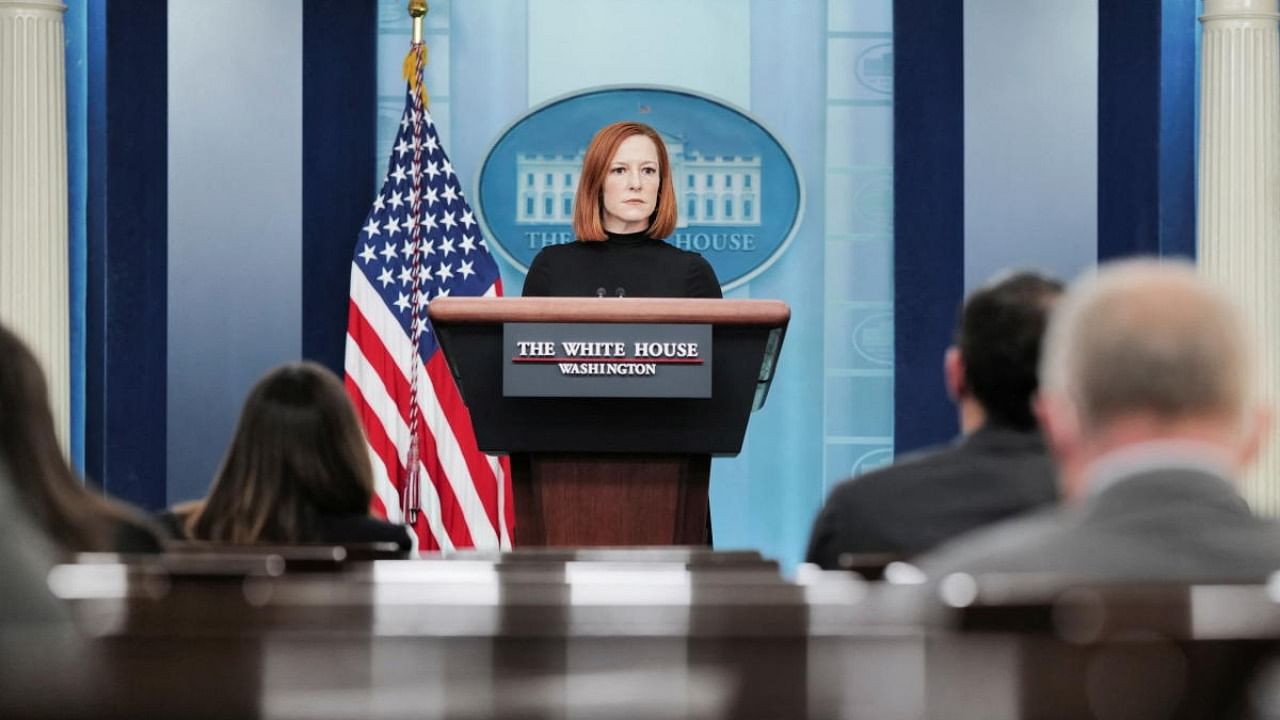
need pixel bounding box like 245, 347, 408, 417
85, 0, 168, 510
892, 0, 965, 454
1098, 0, 1160, 259
65, 0, 88, 474
1097, 0, 1197, 261
302, 1, 377, 376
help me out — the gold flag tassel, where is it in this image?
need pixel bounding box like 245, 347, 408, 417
404, 0, 430, 110
401, 44, 430, 110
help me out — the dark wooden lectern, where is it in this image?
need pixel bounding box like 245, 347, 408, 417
427, 297, 789, 547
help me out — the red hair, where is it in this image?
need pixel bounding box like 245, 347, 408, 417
572, 122, 677, 242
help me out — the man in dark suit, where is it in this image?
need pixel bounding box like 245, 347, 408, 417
806, 271, 1064, 569
917, 260, 1279, 581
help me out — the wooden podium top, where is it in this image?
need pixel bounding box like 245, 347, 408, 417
428, 297, 790, 326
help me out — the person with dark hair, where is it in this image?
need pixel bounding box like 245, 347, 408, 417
181, 362, 411, 549
805, 271, 1064, 569
521, 121, 722, 299
0, 324, 163, 554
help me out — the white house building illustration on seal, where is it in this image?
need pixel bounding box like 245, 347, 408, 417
515, 133, 762, 229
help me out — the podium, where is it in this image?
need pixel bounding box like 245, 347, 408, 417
427, 297, 789, 547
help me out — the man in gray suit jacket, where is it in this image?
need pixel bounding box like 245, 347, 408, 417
917, 259, 1280, 581
806, 271, 1064, 569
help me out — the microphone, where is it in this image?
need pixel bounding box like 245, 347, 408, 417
596, 287, 607, 298
615, 287, 626, 298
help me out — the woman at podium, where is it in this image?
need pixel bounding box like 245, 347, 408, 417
522, 121, 723, 299
520, 121, 721, 546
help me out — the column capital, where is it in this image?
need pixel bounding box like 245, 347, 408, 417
0, 0, 66, 13
1202, 0, 1280, 22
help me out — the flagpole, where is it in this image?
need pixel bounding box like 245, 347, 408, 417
401, 0, 429, 526
409, 0, 427, 45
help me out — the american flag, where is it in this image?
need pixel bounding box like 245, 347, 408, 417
343, 45, 513, 550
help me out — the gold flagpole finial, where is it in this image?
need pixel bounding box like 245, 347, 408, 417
409, 0, 428, 45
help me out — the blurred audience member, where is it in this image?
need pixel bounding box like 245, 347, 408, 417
0, 455, 91, 720
181, 362, 411, 549
918, 259, 1278, 580
0, 456, 65, 622
0, 325, 163, 554
806, 271, 1063, 569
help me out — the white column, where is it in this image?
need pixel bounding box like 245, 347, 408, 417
0, 0, 69, 450
1198, 0, 1280, 512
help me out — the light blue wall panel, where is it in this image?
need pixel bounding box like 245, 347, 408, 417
963, 0, 1097, 290
526, 0, 751, 107
727, 0, 832, 573
167, 0, 303, 503
822, 0, 895, 509
449, 0, 528, 292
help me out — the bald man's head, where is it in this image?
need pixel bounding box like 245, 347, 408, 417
1041, 260, 1255, 436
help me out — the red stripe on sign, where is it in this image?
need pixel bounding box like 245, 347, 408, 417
512, 357, 703, 364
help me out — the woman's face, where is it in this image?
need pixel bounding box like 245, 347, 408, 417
600, 134, 661, 234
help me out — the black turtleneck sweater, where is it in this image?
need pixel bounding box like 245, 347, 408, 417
521, 231, 723, 298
